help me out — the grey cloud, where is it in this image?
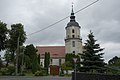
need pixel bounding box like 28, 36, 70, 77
0, 0, 120, 62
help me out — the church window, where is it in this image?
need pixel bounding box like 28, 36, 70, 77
72, 41, 75, 47
73, 51, 75, 54
78, 35, 79, 38
72, 29, 75, 33
72, 35, 75, 38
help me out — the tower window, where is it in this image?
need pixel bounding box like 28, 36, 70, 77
73, 51, 75, 54
72, 29, 75, 33
72, 35, 75, 38
72, 41, 75, 47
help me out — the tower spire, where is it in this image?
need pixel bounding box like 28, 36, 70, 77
71, 2, 74, 13
70, 2, 75, 22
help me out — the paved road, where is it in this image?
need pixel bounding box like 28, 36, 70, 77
0, 76, 72, 80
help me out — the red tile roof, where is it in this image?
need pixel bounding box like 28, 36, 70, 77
36, 46, 65, 58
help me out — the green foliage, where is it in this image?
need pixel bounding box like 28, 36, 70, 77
38, 54, 40, 64
7, 23, 26, 63
65, 53, 80, 70
4, 50, 11, 67
107, 56, 120, 74
24, 72, 34, 76
34, 70, 47, 76
61, 61, 72, 70
106, 67, 120, 75
80, 31, 105, 73
0, 66, 15, 76
61, 61, 72, 75
0, 68, 8, 75
44, 52, 50, 68
64, 74, 72, 76
108, 56, 120, 66
59, 69, 64, 76
44, 52, 50, 74
24, 44, 39, 73
0, 21, 8, 51
7, 65, 15, 75
0, 55, 3, 69
8, 23, 26, 48
65, 53, 75, 68
32, 55, 39, 73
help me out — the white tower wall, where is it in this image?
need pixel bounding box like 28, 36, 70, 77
65, 7, 83, 55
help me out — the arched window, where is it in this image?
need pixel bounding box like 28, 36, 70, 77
72, 29, 75, 33
72, 35, 75, 38
73, 51, 75, 54
72, 41, 75, 47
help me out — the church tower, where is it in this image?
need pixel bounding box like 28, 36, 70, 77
65, 5, 83, 54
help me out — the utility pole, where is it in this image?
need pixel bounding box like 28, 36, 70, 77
16, 36, 19, 75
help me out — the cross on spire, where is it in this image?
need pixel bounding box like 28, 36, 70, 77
70, 2, 75, 22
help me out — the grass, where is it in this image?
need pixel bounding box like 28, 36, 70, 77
25, 72, 34, 76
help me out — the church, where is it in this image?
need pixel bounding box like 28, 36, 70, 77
36, 6, 83, 69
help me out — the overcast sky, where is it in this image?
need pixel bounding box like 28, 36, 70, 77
0, 0, 120, 62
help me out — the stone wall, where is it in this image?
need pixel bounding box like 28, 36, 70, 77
72, 72, 120, 80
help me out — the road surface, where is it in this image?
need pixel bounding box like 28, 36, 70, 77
0, 76, 72, 80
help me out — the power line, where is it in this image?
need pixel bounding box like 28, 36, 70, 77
75, 0, 99, 14
27, 0, 99, 36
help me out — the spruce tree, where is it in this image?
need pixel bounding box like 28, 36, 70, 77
44, 52, 50, 74
80, 31, 105, 73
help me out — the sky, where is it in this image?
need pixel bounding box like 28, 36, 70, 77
0, 0, 120, 62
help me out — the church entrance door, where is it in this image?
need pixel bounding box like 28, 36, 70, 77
50, 65, 59, 75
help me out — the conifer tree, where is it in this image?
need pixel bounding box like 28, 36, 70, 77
80, 31, 105, 73
44, 52, 50, 74
38, 54, 40, 65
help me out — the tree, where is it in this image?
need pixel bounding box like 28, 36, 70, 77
65, 53, 80, 70
38, 54, 40, 65
4, 50, 11, 67
44, 52, 50, 74
0, 55, 3, 69
16, 46, 25, 73
80, 31, 105, 73
65, 53, 74, 68
24, 44, 39, 73
7, 23, 26, 63
0, 21, 8, 51
107, 56, 120, 74
108, 56, 120, 66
